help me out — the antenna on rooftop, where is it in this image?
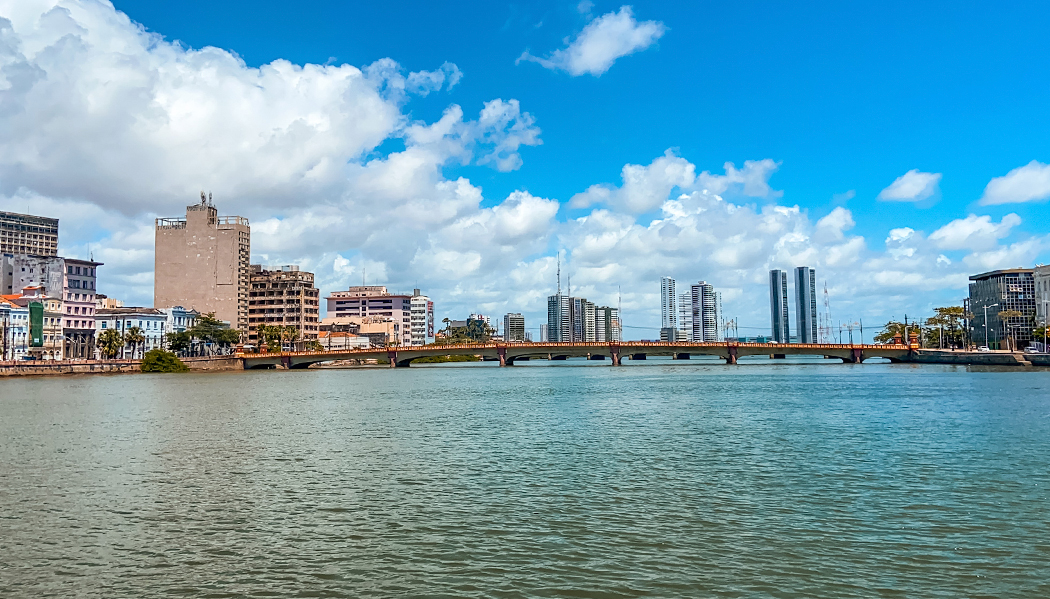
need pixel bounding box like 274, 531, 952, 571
208, 192, 213, 205
200, 191, 206, 205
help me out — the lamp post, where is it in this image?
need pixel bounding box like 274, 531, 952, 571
983, 303, 999, 350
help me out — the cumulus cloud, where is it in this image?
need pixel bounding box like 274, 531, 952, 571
877, 169, 942, 203
517, 6, 665, 76
979, 160, 1050, 205
929, 213, 1022, 251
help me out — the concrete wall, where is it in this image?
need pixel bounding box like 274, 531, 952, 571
0, 355, 243, 377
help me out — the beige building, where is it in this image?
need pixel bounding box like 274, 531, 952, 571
155, 197, 250, 332
1, 211, 59, 256
320, 315, 397, 347
247, 265, 320, 345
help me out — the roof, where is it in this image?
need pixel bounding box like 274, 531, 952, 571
318, 331, 361, 338
969, 268, 1034, 281
96, 307, 165, 316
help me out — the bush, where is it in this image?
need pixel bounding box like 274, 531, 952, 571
141, 349, 189, 373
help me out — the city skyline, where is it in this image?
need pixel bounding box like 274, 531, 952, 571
1, 1, 1049, 336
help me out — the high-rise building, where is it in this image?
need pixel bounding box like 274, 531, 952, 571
247, 265, 320, 346
411, 290, 434, 346
547, 293, 571, 342
769, 269, 790, 343
539, 323, 549, 342
660, 276, 677, 329
690, 281, 718, 342
155, 197, 250, 332
1, 211, 58, 256
969, 268, 1036, 349
326, 286, 413, 346
595, 306, 621, 342
504, 313, 526, 342
678, 291, 693, 341
794, 267, 818, 343
1035, 265, 1050, 325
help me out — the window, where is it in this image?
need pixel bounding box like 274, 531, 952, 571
102, 322, 106, 329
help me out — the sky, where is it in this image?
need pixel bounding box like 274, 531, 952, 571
1, 0, 1049, 339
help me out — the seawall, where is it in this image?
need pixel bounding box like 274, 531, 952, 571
0, 356, 243, 377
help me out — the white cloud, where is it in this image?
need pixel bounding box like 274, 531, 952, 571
979, 160, 1050, 205
695, 159, 782, 199
877, 169, 942, 203
929, 213, 1022, 251
517, 6, 665, 76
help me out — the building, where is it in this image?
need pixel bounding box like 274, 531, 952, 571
1035, 265, 1050, 325
595, 306, 621, 342
15, 286, 64, 359
539, 323, 549, 342
317, 330, 370, 350
155, 196, 250, 333
0, 297, 30, 360
159, 306, 198, 334
247, 265, 319, 346
320, 315, 396, 348
504, 313, 526, 342
690, 282, 718, 342
660, 276, 677, 339
95, 294, 124, 310
769, 269, 790, 343
547, 293, 571, 342
678, 291, 693, 341
326, 286, 413, 345
62, 258, 102, 358
410, 290, 434, 346
96, 308, 167, 358
1, 211, 58, 256
794, 266, 818, 343
969, 268, 1036, 349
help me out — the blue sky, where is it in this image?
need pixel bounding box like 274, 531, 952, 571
2, 0, 1049, 336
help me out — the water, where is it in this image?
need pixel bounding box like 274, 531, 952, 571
2, 360, 1049, 598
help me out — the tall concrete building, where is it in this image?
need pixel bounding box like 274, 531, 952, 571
547, 293, 571, 342
326, 286, 414, 345
1035, 265, 1050, 326
247, 265, 320, 346
794, 266, 817, 343
410, 290, 434, 346
969, 268, 1036, 349
155, 197, 250, 331
690, 281, 718, 342
678, 291, 693, 341
769, 269, 790, 343
595, 306, 621, 342
1, 211, 58, 256
660, 276, 677, 329
504, 312, 526, 342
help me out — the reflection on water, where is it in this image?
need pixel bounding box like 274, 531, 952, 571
1, 362, 1049, 597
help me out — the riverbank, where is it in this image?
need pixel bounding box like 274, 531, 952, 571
0, 355, 243, 377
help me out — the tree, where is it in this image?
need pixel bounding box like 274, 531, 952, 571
188, 312, 242, 353
97, 329, 123, 359
874, 321, 906, 344
141, 349, 188, 373
124, 326, 145, 359
165, 331, 191, 355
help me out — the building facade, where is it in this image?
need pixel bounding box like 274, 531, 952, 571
326, 286, 413, 345
0, 298, 29, 360
155, 198, 250, 332
1, 211, 58, 256
690, 282, 718, 342
794, 266, 818, 343
62, 258, 102, 358
96, 308, 167, 358
660, 276, 677, 330
504, 313, 526, 342
410, 290, 434, 346
969, 268, 1036, 349
769, 269, 790, 343
247, 265, 320, 346
159, 306, 198, 333
1035, 265, 1050, 325
547, 293, 618, 342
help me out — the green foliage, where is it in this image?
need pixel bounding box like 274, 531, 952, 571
141, 349, 189, 373
166, 331, 191, 353
188, 312, 241, 346
256, 324, 299, 352
438, 317, 495, 344
97, 328, 123, 359
874, 321, 906, 344
124, 326, 145, 358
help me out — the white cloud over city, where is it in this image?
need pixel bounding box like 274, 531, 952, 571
0, 0, 1045, 336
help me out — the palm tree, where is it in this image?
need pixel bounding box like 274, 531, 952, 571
97, 329, 123, 360
124, 326, 145, 359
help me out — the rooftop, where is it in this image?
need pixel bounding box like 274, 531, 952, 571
969, 268, 1034, 281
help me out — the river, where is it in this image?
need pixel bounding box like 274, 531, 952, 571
1, 360, 1048, 597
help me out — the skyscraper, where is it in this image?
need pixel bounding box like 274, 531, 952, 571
769, 269, 790, 342
547, 293, 571, 342
678, 291, 693, 341
690, 281, 718, 342
660, 276, 677, 329
795, 266, 817, 343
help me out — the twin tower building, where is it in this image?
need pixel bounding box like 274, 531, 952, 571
769, 267, 818, 344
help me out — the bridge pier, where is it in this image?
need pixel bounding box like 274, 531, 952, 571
610, 344, 621, 366
726, 345, 738, 365
387, 350, 398, 368
850, 348, 863, 364
498, 346, 509, 367
281, 356, 292, 369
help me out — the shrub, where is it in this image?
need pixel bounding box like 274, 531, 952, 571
141, 349, 189, 373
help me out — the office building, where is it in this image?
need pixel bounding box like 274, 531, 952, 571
795, 266, 818, 343
247, 265, 320, 346
155, 196, 250, 332
1, 211, 58, 256
595, 306, 621, 342
547, 293, 571, 342
769, 269, 790, 343
969, 268, 1036, 349
540, 323, 549, 342
504, 313, 526, 342
410, 290, 434, 345
547, 291, 617, 343
326, 285, 413, 345
96, 307, 167, 358
690, 281, 718, 342
1035, 265, 1050, 324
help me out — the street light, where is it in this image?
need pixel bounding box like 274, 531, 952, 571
983, 303, 999, 350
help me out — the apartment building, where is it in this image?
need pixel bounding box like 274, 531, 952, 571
0, 211, 58, 256
247, 265, 319, 345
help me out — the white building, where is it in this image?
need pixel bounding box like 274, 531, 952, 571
410, 290, 434, 346
660, 276, 677, 330
0, 299, 30, 360
159, 306, 199, 334
504, 313, 526, 342
317, 330, 370, 350
690, 281, 718, 342
1035, 265, 1050, 324
795, 266, 818, 343
96, 308, 167, 358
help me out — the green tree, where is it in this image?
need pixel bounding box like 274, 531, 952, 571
874, 321, 906, 344
165, 331, 191, 355
141, 349, 189, 373
124, 326, 145, 359
97, 328, 123, 359
188, 312, 242, 352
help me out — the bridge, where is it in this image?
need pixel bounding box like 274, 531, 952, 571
239, 341, 912, 369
